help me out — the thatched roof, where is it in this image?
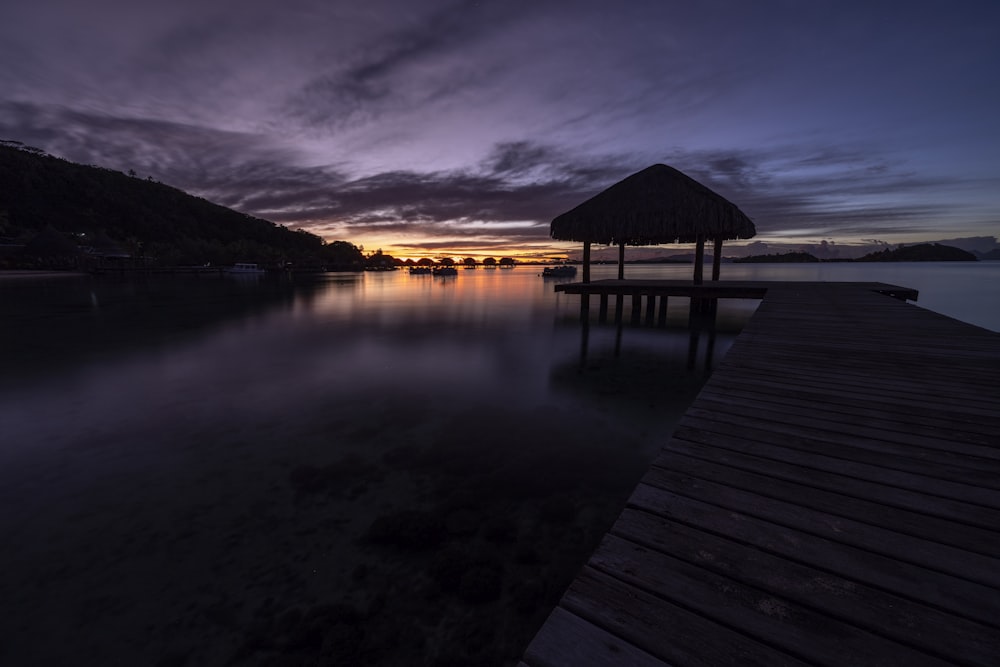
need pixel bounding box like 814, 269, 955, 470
550, 164, 756, 245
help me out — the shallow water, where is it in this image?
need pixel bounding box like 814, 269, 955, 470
1, 261, 995, 666
0, 268, 747, 666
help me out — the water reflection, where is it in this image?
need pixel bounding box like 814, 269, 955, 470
0, 274, 321, 391
0, 269, 756, 666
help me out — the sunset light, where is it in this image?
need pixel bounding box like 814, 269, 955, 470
2, 3, 1000, 664
1, 2, 996, 258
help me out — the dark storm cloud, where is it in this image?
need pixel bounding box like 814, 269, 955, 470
3, 0, 997, 252
485, 141, 563, 176
255, 151, 624, 232
260, 140, 957, 243
0, 97, 609, 238
672, 145, 963, 238
284, 0, 527, 129
3, 95, 977, 246
0, 100, 328, 189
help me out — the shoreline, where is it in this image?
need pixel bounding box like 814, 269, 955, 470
0, 270, 89, 280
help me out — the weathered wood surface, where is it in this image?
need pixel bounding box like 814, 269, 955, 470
524, 282, 1000, 666
554, 278, 919, 301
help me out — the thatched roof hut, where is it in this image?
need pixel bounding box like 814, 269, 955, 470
550, 164, 756, 283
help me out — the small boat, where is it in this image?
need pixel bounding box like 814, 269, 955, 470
542, 265, 577, 277
227, 262, 266, 274
432, 266, 458, 276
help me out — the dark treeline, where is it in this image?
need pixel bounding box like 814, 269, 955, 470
0, 141, 364, 270
733, 251, 820, 263
856, 243, 977, 262
735, 243, 978, 263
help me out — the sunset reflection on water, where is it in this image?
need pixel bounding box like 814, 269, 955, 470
0, 266, 753, 665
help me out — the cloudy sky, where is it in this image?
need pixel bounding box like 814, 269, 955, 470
2, 0, 998, 259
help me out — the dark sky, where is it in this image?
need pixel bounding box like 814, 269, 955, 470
2, 0, 998, 258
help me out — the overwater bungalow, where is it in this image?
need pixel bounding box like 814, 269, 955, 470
550, 163, 756, 283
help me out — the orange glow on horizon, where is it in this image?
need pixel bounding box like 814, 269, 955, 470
329, 232, 945, 264
328, 236, 575, 263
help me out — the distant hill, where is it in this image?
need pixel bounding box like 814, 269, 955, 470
0, 141, 362, 268
857, 243, 977, 262
977, 248, 1000, 260
733, 252, 820, 263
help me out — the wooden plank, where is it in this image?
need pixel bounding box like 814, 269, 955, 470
659, 439, 1000, 527
650, 449, 1000, 556
611, 508, 1000, 666
692, 394, 1000, 454
708, 352, 1000, 398
676, 415, 1000, 489
627, 482, 1000, 625
521, 607, 669, 667
640, 464, 1000, 586
561, 567, 809, 667
719, 349, 999, 385
700, 375, 1000, 435
669, 423, 1000, 508
706, 364, 1000, 416
589, 533, 954, 667
683, 402, 1000, 463
717, 334, 1000, 370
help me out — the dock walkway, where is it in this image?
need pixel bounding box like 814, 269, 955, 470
523, 281, 1000, 666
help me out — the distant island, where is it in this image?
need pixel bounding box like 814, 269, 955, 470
733, 243, 978, 264
856, 243, 977, 262
733, 252, 820, 263
0, 141, 364, 271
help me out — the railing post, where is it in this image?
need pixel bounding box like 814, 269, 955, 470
694, 235, 705, 285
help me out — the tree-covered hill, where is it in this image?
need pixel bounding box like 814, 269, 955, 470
857, 243, 977, 262
0, 141, 362, 268
733, 252, 820, 263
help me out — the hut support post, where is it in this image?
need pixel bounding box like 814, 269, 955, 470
582, 242, 591, 283
693, 235, 706, 285
712, 238, 723, 281
618, 243, 625, 279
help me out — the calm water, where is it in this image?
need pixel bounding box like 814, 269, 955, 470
0, 262, 996, 666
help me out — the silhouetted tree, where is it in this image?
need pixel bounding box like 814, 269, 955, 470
463, 257, 477, 267
499, 257, 515, 267
366, 248, 396, 269
321, 241, 364, 269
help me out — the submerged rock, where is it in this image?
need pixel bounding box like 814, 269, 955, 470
365, 510, 446, 550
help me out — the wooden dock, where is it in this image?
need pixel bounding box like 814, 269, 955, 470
523, 281, 1000, 666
